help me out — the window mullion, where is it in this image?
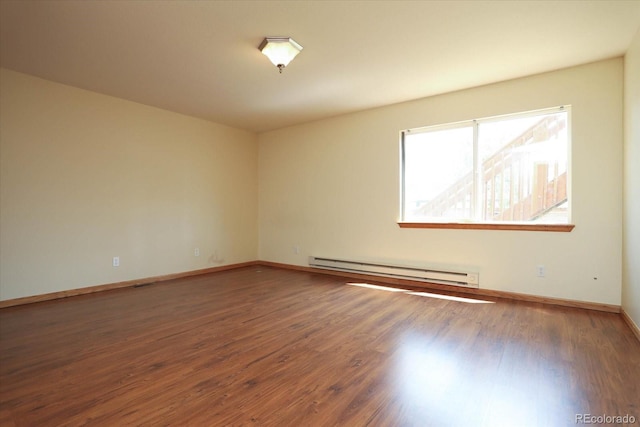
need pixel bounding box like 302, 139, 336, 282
472, 121, 481, 221
400, 132, 407, 221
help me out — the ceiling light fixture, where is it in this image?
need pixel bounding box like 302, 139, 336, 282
259, 37, 303, 73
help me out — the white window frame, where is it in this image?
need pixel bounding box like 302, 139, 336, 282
399, 106, 573, 231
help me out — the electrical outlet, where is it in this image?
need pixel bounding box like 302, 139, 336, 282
293, 245, 300, 254
536, 265, 545, 277
194, 248, 200, 257
113, 256, 120, 267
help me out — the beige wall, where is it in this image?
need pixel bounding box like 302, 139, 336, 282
0, 68, 258, 300
259, 58, 624, 305
0, 58, 629, 307
623, 29, 640, 327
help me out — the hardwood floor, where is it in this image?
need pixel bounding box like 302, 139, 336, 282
1, 266, 639, 426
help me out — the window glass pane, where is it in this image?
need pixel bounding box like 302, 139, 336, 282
401, 107, 569, 224
403, 126, 473, 221
477, 111, 568, 222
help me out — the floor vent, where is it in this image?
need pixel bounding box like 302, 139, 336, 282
308, 256, 479, 288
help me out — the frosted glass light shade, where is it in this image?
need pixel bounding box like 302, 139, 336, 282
259, 37, 303, 72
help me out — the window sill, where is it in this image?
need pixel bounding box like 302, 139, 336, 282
398, 222, 575, 232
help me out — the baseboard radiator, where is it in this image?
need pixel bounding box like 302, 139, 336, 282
308, 256, 479, 288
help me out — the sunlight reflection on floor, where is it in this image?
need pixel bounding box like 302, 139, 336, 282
391, 332, 569, 426
346, 282, 494, 304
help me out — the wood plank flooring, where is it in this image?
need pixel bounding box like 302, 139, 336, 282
1, 266, 639, 426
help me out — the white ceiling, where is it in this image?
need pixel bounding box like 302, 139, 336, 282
1, 1, 639, 133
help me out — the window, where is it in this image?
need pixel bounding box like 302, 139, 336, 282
401, 106, 571, 228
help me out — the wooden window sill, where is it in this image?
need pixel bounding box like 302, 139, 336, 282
398, 222, 575, 232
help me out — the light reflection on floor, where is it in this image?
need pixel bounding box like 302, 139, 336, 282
391, 332, 568, 426
346, 282, 494, 304
394, 340, 460, 424
344, 282, 585, 426
346, 282, 407, 292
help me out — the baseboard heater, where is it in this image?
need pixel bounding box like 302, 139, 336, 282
308, 256, 479, 288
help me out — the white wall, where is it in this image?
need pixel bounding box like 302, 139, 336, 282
623, 29, 640, 326
0, 68, 258, 300
259, 58, 624, 305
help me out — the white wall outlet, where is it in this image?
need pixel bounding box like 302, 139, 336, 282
536, 265, 545, 277
113, 256, 120, 267
293, 245, 300, 254
194, 247, 200, 257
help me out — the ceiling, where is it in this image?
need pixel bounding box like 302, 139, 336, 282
1, 1, 639, 133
